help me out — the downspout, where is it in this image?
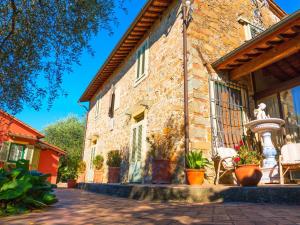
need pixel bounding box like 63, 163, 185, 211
78, 102, 89, 159
182, 1, 190, 169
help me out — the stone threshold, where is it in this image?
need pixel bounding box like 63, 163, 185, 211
77, 183, 300, 204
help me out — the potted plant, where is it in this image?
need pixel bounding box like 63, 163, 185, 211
107, 150, 122, 183
147, 117, 183, 184
185, 150, 211, 185
65, 168, 78, 188
93, 155, 104, 183
77, 161, 86, 183
233, 140, 262, 186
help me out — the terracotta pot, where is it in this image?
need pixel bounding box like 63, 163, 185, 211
108, 167, 120, 183
152, 159, 172, 184
67, 179, 77, 188
77, 172, 86, 183
93, 170, 104, 183
186, 169, 205, 185
235, 164, 262, 186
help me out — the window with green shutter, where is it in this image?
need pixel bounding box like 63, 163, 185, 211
0, 142, 10, 162
8, 143, 26, 162
135, 40, 148, 84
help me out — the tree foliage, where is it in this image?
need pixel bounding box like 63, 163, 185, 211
0, 0, 124, 114
43, 115, 85, 182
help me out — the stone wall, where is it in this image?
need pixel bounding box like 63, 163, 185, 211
83, 0, 283, 184
83, 1, 185, 183
187, 0, 281, 182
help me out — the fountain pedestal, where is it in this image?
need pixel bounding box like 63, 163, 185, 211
246, 119, 285, 184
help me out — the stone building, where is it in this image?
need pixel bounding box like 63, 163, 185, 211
80, 0, 300, 184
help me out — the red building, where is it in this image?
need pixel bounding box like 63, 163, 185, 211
0, 110, 65, 184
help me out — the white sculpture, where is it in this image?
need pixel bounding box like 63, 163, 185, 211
247, 102, 285, 184
254, 103, 270, 120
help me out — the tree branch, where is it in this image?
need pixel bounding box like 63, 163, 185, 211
0, 0, 17, 49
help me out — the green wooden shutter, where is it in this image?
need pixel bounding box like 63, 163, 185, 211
0, 142, 10, 161
25, 145, 34, 163
141, 44, 146, 75
137, 125, 143, 161
131, 128, 137, 162
137, 50, 141, 79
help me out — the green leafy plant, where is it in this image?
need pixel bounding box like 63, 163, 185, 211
77, 161, 86, 174
0, 159, 57, 216
60, 166, 78, 181
186, 150, 211, 169
106, 151, 122, 167
93, 155, 104, 170
233, 139, 262, 166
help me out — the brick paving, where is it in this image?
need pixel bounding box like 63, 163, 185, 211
1, 188, 300, 225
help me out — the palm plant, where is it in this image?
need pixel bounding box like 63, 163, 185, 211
186, 150, 211, 169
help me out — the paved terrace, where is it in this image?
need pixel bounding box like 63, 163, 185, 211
2, 188, 300, 225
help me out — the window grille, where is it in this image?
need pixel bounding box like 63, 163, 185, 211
210, 79, 250, 153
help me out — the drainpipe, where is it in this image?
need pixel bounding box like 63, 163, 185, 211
78, 101, 89, 159
182, 0, 191, 169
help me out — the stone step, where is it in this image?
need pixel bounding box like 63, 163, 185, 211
77, 183, 300, 204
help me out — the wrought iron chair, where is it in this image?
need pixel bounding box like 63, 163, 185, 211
215, 147, 238, 185
279, 143, 300, 184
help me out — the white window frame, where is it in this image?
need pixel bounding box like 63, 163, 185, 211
114, 86, 121, 111
129, 118, 147, 163
238, 17, 264, 41
90, 145, 96, 170
94, 97, 101, 120
134, 39, 149, 86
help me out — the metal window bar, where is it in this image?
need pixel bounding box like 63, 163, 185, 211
210, 79, 249, 154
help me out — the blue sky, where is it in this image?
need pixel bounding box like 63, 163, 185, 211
16, 0, 300, 131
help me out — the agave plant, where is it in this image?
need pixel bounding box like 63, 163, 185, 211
186, 150, 211, 169
0, 159, 57, 216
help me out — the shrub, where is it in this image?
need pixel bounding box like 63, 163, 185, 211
106, 151, 122, 167
77, 161, 86, 174
147, 116, 184, 160
0, 160, 57, 216
186, 150, 211, 169
93, 155, 104, 170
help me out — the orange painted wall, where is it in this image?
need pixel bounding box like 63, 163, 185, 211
0, 111, 43, 143
38, 150, 59, 184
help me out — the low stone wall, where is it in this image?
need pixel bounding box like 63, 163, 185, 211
77, 183, 300, 204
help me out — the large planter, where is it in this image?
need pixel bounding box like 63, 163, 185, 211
77, 172, 86, 183
108, 167, 120, 183
67, 179, 77, 188
152, 159, 172, 184
186, 169, 205, 185
93, 170, 104, 183
235, 164, 262, 186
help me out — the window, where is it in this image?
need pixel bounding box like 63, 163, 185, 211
135, 40, 149, 84
90, 146, 96, 170
238, 17, 264, 41
95, 97, 100, 119
114, 86, 121, 110
210, 80, 249, 151
8, 143, 26, 162
248, 24, 264, 39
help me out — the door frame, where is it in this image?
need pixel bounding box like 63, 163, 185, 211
128, 118, 147, 183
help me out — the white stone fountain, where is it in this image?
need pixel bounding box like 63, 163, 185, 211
246, 103, 285, 184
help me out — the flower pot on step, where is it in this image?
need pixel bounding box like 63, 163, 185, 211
235, 164, 262, 186
186, 169, 205, 185
108, 167, 120, 183
67, 179, 77, 188
93, 170, 104, 183
77, 172, 85, 183
152, 159, 172, 184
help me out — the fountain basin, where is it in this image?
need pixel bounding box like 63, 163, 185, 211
246, 118, 285, 133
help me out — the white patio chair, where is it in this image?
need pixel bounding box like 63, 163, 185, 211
279, 143, 300, 184
215, 147, 238, 185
